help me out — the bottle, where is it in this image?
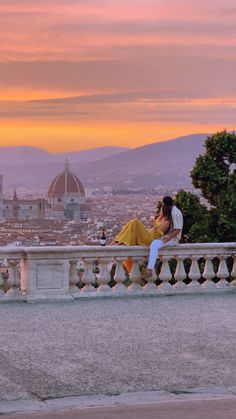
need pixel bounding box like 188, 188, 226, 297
100, 228, 106, 246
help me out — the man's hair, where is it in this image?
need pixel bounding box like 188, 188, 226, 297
162, 196, 173, 206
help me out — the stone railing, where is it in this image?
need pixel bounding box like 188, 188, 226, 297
0, 243, 236, 302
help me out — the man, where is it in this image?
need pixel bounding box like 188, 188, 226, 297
146, 196, 183, 277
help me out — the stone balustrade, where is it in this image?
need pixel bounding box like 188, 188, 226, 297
0, 243, 235, 302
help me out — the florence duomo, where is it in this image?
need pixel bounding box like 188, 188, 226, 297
0, 160, 91, 221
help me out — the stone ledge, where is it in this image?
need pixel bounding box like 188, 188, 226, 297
1, 387, 236, 415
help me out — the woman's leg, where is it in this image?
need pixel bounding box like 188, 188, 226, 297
114, 218, 151, 246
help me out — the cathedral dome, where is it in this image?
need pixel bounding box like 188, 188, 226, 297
48, 160, 85, 198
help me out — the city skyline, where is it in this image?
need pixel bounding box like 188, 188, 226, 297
0, 0, 236, 152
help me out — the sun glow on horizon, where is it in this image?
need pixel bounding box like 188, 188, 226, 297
0, 119, 234, 153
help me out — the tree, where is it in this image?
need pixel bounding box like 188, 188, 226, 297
190, 130, 236, 242
175, 190, 212, 242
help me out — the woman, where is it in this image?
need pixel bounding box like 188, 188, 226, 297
113, 206, 172, 273
113, 205, 172, 246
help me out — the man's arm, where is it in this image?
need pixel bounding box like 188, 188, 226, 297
161, 229, 181, 243
161, 207, 183, 243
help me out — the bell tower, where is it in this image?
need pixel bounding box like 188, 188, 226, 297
12, 189, 18, 221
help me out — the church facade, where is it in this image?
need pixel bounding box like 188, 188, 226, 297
1, 162, 91, 221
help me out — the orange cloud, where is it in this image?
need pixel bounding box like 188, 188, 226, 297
0, 0, 236, 151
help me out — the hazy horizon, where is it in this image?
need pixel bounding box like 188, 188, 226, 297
0, 132, 209, 154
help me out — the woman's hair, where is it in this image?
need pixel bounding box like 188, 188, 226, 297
154, 200, 163, 219
162, 205, 172, 220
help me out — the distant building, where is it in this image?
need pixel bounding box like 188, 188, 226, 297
1, 160, 91, 221
2, 188, 46, 221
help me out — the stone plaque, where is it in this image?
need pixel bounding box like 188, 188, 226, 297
36, 263, 63, 289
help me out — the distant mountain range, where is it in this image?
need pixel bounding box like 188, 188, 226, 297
0, 146, 129, 165
0, 134, 208, 191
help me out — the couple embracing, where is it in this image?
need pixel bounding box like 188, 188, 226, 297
113, 196, 183, 277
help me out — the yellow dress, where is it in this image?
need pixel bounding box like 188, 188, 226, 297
114, 217, 164, 246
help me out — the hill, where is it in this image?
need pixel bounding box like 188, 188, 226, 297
74, 133, 207, 189
0, 146, 129, 165
0, 134, 208, 191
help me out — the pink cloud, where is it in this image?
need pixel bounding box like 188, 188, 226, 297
1, 0, 236, 63
0, 0, 236, 149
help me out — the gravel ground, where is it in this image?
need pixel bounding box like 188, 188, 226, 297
0, 294, 236, 401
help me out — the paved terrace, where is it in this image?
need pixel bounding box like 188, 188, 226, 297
1, 293, 236, 404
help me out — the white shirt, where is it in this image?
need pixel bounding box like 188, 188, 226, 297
171, 206, 183, 243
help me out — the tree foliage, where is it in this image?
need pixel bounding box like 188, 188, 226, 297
175, 190, 212, 242
191, 130, 236, 208
178, 130, 236, 242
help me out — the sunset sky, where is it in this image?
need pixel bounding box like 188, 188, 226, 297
0, 0, 236, 152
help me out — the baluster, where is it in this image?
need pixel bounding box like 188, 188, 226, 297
97, 259, 112, 292
188, 256, 201, 289
143, 262, 157, 292
230, 255, 236, 286
173, 257, 187, 289
81, 258, 96, 293
202, 256, 216, 288
158, 256, 173, 292
113, 259, 128, 294
0, 260, 5, 298
1, 258, 9, 298
76, 259, 85, 284
69, 259, 80, 295
5, 259, 22, 299
216, 255, 230, 288
128, 258, 143, 292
